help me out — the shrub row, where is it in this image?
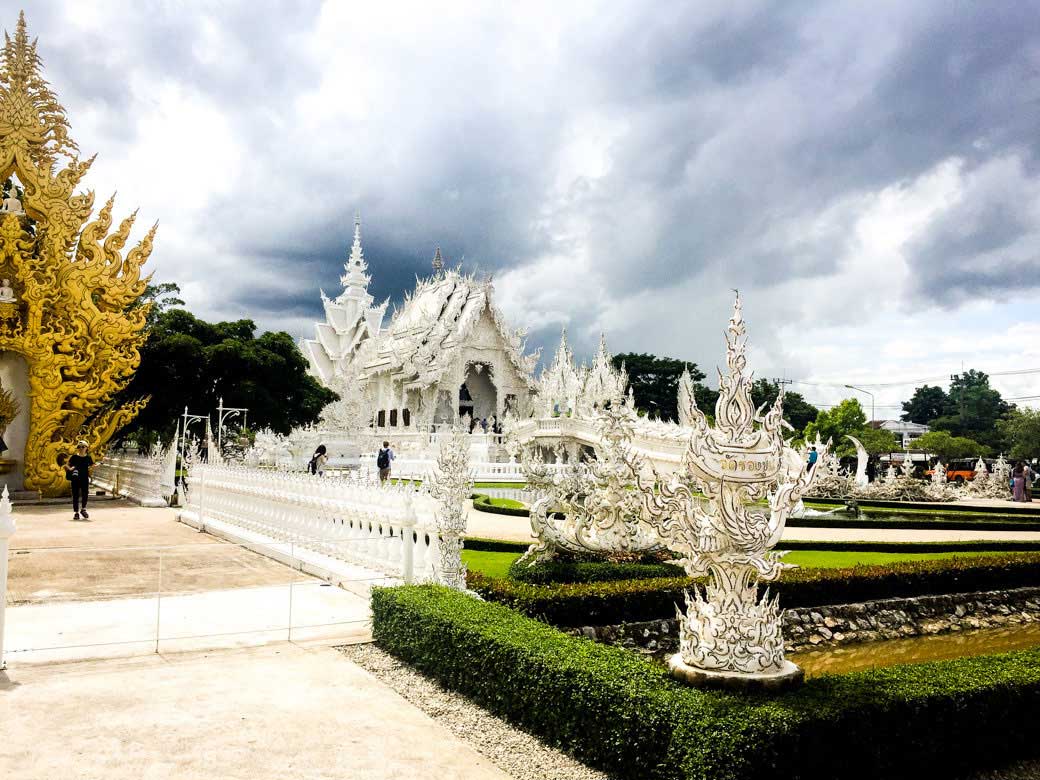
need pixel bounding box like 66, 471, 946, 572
469, 553, 1040, 626
373, 584, 1040, 780
471, 493, 534, 517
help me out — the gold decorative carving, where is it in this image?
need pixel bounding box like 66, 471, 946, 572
0, 13, 152, 495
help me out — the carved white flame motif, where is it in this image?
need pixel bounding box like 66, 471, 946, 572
638, 294, 824, 676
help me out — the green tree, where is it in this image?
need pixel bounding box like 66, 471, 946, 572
997, 408, 1040, 461
913, 430, 989, 461
749, 379, 818, 433
115, 308, 336, 444
135, 281, 186, 328
850, 427, 900, 456
612, 353, 706, 422
930, 370, 1012, 449
901, 384, 950, 424
802, 398, 867, 456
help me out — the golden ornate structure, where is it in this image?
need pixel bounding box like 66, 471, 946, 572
0, 13, 152, 495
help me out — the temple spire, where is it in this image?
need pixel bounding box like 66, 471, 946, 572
432, 246, 444, 273
340, 209, 370, 290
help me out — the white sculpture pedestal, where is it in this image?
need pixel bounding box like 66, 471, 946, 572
667, 654, 804, 693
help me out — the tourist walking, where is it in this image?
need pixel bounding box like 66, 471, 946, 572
806, 446, 818, 471
1024, 462, 1035, 503
376, 440, 394, 482
308, 444, 328, 475
65, 440, 95, 520
480, 417, 489, 434
1012, 462, 1027, 502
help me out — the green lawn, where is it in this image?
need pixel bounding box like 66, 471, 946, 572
782, 550, 1008, 568
462, 549, 522, 578
461, 548, 1011, 579
482, 496, 526, 509
473, 481, 527, 489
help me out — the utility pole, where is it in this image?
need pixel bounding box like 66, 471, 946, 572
844, 384, 875, 425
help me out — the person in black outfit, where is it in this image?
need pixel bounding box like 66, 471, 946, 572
65, 440, 94, 520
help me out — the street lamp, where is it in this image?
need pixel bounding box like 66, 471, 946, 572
844, 384, 875, 424
179, 406, 208, 467
216, 397, 249, 456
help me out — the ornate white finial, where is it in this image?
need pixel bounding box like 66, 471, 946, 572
350, 211, 364, 266
0, 484, 14, 537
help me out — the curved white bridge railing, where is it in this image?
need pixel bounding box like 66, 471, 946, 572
178, 464, 465, 588
92, 453, 168, 507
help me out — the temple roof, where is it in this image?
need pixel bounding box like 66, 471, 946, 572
360, 268, 538, 389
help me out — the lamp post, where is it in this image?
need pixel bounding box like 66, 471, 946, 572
179, 407, 208, 469
216, 397, 248, 457
844, 384, 875, 424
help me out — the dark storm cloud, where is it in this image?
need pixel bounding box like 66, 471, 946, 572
562, 0, 1040, 304
14, 1, 1040, 357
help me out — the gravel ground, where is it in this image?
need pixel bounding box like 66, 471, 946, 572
341, 644, 1039, 780
339, 643, 610, 780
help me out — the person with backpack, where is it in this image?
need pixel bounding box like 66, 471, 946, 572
376, 441, 394, 482
308, 444, 328, 475
64, 440, 95, 520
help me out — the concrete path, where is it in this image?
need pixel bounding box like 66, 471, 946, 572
0, 643, 512, 780
5, 581, 371, 665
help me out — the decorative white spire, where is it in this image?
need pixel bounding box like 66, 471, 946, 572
432, 247, 444, 273
340, 210, 371, 290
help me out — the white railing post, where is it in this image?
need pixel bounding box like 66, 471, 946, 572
401, 493, 416, 584
0, 486, 15, 670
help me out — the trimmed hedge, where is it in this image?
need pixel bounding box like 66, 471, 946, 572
471, 493, 530, 517
464, 537, 530, 553
373, 584, 1040, 780
470, 553, 1040, 626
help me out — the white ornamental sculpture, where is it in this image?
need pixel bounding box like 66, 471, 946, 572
519, 396, 665, 563
427, 427, 472, 590
638, 294, 823, 690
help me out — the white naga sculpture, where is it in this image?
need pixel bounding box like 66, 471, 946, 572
633, 294, 821, 689
426, 428, 473, 590
519, 396, 665, 563
846, 434, 869, 488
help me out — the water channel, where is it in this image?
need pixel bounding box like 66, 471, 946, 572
789, 623, 1040, 677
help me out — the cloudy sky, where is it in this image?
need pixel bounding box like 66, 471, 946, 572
18, 1, 1040, 416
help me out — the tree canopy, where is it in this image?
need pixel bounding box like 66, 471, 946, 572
802, 398, 868, 456
611, 353, 704, 422
115, 304, 336, 445
899, 371, 1012, 450
611, 353, 816, 432
997, 409, 1040, 461
912, 430, 990, 462
901, 385, 949, 425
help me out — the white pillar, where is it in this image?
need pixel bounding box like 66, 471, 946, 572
0, 486, 15, 670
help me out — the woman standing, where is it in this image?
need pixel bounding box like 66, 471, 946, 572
65, 440, 95, 520
308, 444, 328, 476
1012, 462, 1026, 502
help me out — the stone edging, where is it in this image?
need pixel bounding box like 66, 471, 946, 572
573, 586, 1040, 656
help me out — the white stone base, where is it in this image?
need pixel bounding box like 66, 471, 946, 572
667, 653, 804, 692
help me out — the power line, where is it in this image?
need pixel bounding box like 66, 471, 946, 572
787, 367, 1040, 389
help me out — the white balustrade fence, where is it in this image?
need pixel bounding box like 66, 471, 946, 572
179, 464, 463, 587
93, 452, 168, 507
356, 456, 567, 484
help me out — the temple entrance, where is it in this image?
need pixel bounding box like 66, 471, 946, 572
0, 350, 29, 491
461, 363, 497, 424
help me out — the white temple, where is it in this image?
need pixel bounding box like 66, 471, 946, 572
536, 331, 628, 418
301, 216, 540, 431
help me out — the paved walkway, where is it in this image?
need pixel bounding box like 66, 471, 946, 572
0, 643, 512, 780
4, 500, 375, 665
464, 506, 1040, 544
